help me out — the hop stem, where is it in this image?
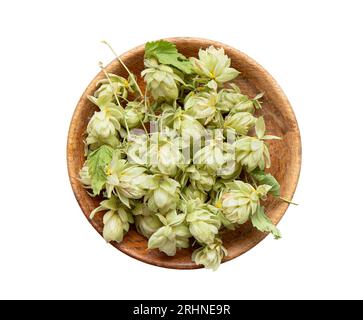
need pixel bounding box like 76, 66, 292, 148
101, 40, 144, 98
279, 196, 298, 206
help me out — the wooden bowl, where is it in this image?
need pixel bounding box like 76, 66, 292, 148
67, 37, 301, 269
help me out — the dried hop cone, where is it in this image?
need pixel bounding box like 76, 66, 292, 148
182, 184, 208, 203
141, 58, 184, 101
120, 101, 146, 130
234, 117, 280, 171
105, 154, 153, 206
190, 46, 239, 84
192, 238, 228, 271
224, 111, 256, 136
182, 165, 216, 192
216, 84, 250, 113
144, 175, 180, 213
218, 180, 271, 224
90, 196, 134, 243
85, 106, 123, 149
133, 203, 163, 239
184, 90, 218, 125
148, 211, 191, 256
161, 107, 206, 144
182, 199, 221, 245
148, 131, 184, 177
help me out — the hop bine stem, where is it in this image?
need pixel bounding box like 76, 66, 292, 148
101, 40, 144, 98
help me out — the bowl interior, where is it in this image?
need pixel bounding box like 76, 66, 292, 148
67, 37, 301, 269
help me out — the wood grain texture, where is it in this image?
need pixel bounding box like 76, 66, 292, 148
67, 37, 302, 269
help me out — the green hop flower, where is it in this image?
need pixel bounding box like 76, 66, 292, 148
86, 107, 123, 150
216, 84, 250, 113
192, 238, 228, 271
133, 203, 163, 239
190, 46, 239, 84
235, 136, 269, 171
126, 133, 149, 166
182, 184, 208, 203
184, 90, 218, 125
181, 199, 221, 245
94, 73, 136, 102
224, 112, 256, 136
87, 109, 121, 139
193, 138, 225, 173
148, 210, 191, 256
120, 101, 146, 129
161, 107, 206, 145
219, 180, 271, 224
148, 131, 184, 177
90, 195, 134, 243
182, 165, 215, 192
136, 215, 163, 239
141, 58, 183, 101
234, 116, 281, 172
105, 154, 153, 206
145, 175, 180, 213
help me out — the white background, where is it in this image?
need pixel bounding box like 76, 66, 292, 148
0, 0, 362, 300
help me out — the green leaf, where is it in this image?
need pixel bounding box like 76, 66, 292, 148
251, 206, 281, 239
145, 40, 193, 74
250, 169, 280, 196
87, 145, 114, 195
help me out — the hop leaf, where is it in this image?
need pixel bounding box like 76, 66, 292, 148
87, 145, 114, 195
251, 206, 281, 239
145, 40, 193, 74
250, 169, 280, 197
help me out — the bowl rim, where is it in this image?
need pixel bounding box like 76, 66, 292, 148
67, 37, 302, 269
